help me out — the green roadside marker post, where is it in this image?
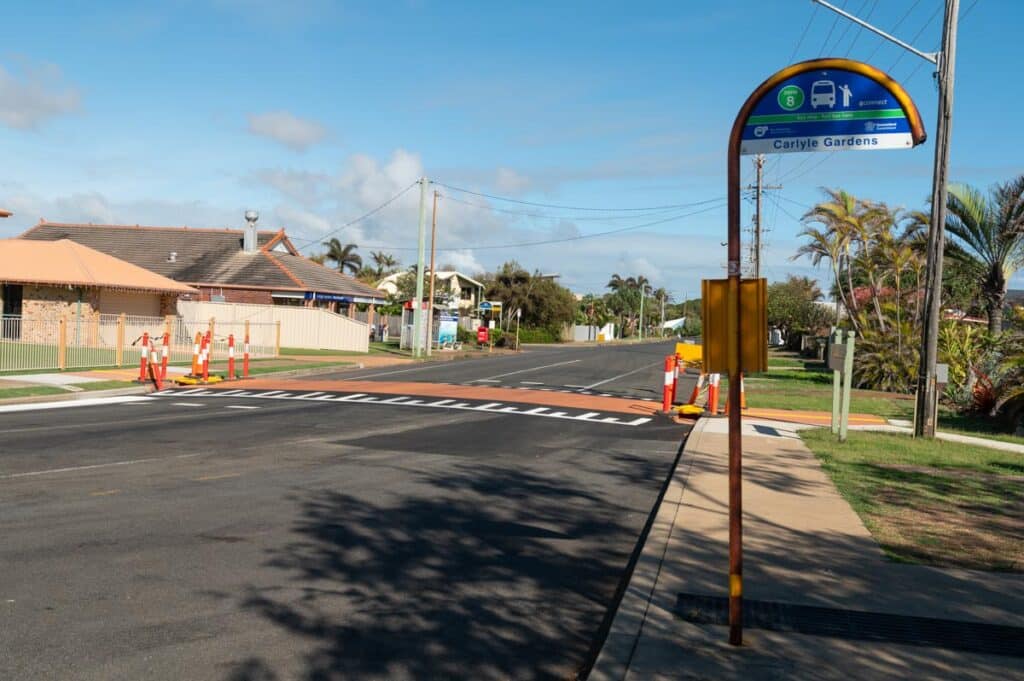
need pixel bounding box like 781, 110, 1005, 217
830, 330, 843, 435
840, 330, 855, 442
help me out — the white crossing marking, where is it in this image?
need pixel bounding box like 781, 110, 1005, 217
476, 402, 504, 410
253, 391, 285, 397
336, 393, 368, 401
379, 396, 412, 403
214, 390, 246, 397
297, 391, 326, 399
226, 405, 261, 410
524, 407, 550, 414
427, 399, 455, 406
172, 402, 204, 408
575, 412, 601, 420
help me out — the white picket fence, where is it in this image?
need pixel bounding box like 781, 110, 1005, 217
177, 301, 369, 352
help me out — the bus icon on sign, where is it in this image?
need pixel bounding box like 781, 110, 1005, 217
811, 80, 836, 109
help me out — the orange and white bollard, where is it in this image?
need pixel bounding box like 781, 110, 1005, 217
191, 332, 202, 376
671, 355, 681, 404
662, 355, 674, 413
707, 373, 721, 415
160, 332, 170, 381
148, 338, 163, 390
688, 373, 706, 405
243, 333, 250, 378
227, 334, 235, 380
137, 332, 149, 382
202, 331, 211, 382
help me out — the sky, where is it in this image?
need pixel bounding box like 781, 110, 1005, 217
1, 0, 1020, 301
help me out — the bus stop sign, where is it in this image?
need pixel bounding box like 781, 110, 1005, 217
740, 60, 926, 156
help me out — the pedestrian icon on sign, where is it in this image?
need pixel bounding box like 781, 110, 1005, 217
839, 83, 853, 108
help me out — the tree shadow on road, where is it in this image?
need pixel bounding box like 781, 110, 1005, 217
231, 456, 677, 681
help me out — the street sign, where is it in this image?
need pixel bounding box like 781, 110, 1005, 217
479, 301, 492, 311
936, 363, 949, 385
740, 60, 926, 155
828, 342, 848, 372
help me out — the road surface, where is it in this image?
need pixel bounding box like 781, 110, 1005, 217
0, 341, 693, 680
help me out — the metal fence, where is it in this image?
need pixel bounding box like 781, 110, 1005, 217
0, 313, 279, 374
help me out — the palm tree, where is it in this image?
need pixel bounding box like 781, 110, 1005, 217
944, 176, 1024, 334
371, 251, 400, 278
606, 274, 625, 292
308, 252, 327, 265
322, 238, 362, 275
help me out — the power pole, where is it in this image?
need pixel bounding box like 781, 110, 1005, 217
660, 294, 666, 338
916, 0, 960, 438
412, 178, 429, 358
744, 155, 781, 280
425, 190, 440, 357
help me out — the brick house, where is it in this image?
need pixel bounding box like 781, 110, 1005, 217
19, 220, 385, 312
0, 239, 195, 342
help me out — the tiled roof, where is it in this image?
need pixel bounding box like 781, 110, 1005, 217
20, 222, 384, 300
0, 239, 196, 294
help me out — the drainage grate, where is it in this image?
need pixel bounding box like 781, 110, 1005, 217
674, 593, 1024, 658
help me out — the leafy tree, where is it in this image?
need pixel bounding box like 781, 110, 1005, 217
370, 251, 400, 279
308, 252, 327, 265
483, 261, 576, 332
944, 176, 1024, 334
322, 238, 362, 275
767, 276, 831, 343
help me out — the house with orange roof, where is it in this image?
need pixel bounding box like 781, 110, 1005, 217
0, 239, 195, 342
19, 218, 385, 313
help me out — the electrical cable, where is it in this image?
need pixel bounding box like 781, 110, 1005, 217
440, 192, 723, 221
292, 180, 420, 248
432, 180, 714, 212
330, 200, 727, 253
865, 0, 921, 62
789, 1, 820, 62
818, 0, 847, 57
888, 3, 942, 72
844, 0, 879, 55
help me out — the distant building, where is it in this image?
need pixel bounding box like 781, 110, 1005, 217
376, 270, 484, 312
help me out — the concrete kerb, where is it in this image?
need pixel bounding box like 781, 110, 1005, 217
589, 418, 704, 681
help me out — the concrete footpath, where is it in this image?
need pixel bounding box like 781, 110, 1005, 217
591, 417, 1023, 680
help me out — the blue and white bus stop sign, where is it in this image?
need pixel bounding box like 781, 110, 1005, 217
738, 59, 926, 155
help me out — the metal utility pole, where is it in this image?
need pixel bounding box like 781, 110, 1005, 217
660, 294, 666, 337
412, 178, 429, 358
916, 0, 960, 438
813, 0, 959, 440
745, 155, 781, 280
425, 190, 440, 357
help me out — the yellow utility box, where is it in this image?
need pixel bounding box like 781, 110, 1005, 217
701, 278, 768, 374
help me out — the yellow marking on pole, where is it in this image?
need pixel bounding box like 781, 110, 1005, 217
193, 473, 241, 482
730, 574, 742, 597
90, 489, 121, 497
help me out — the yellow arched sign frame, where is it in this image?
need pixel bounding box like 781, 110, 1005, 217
718, 58, 925, 649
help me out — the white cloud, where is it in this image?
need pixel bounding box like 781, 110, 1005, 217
247, 111, 328, 151
0, 61, 81, 130
494, 167, 532, 195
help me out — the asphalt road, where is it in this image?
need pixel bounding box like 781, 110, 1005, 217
1, 341, 692, 680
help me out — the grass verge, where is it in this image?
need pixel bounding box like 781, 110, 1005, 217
802, 428, 1022, 571
0, 385, 68, 400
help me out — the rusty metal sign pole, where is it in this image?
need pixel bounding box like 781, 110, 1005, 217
726, 106, 745, 647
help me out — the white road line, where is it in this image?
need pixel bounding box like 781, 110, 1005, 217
214, 390, 246, 397
0, 396, 155, 414
226, 405, 261, 410
253, 391, 285, 397
475, 402, 504, 410
176, 388, 209, 395
379, 396, 412, 403
315, 394, 339, 400
525, 407, 550, 414
520, 381, 544, 385
336, 393, 368, 401
576, 412, 601, 420
297, 391, 326, 399
471, 359, 581, 381
624, 417, 653, 426
1, 453, 202, 480
474, 379, 501, 383
173, 402, 204, 408
581, 360, 663, 390
499, 406, 522, 413
428, 399, 455, 406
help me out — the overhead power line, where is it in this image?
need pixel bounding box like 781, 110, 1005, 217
433, 181, 711, 212
441, 192, 726, 221
888, 3, 942, 72
343, 200, 727, 253
789, 2, 820, 62
293, 180, 419, 248
865, 0, 922, 62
